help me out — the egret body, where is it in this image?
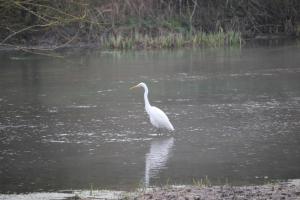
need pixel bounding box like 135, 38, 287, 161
130, 82, 174, 131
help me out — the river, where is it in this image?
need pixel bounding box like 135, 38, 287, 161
0, 42, 300, 193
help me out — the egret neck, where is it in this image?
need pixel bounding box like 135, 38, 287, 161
142, 84, 151, 114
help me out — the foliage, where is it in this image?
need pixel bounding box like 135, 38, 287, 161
0, 0, 299, 49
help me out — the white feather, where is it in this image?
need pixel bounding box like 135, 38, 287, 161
148, 106, 174, 131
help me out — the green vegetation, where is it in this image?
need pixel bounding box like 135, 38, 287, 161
192, 176, 212, 187
101, 30, 241, 49
0, 0, 299, 49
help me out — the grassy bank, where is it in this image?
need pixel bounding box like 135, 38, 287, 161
0, 0, 299, 50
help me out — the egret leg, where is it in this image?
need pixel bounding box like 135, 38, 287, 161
157, 128, 162, 136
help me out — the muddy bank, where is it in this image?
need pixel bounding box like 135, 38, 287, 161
0, 180, 299, 200
71, 180, 300, 200
134, 182, 300, 200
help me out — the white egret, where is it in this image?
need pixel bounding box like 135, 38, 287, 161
130, 82, 174, 131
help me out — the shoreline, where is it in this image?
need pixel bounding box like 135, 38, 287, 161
1, 180, 299, 200
0, 35, 298, 53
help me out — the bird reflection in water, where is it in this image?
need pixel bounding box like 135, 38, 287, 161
145, 137, 174, 187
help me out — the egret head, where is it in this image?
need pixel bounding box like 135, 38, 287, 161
130, 82, 146, 90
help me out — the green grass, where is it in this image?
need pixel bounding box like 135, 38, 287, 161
101, 30, 242, 50
192, 176, 213, 187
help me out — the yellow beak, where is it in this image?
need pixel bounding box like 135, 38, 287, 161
130, 85, 139, 90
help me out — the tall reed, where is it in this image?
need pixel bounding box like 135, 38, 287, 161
101, 31, 242, 49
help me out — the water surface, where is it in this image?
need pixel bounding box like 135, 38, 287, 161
0, 44, 300, 193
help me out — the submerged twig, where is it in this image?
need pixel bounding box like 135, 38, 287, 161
20, 48, 64, 58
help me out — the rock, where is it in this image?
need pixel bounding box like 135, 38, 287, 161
193, 196, 200, 200
167, 194, 176, 199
